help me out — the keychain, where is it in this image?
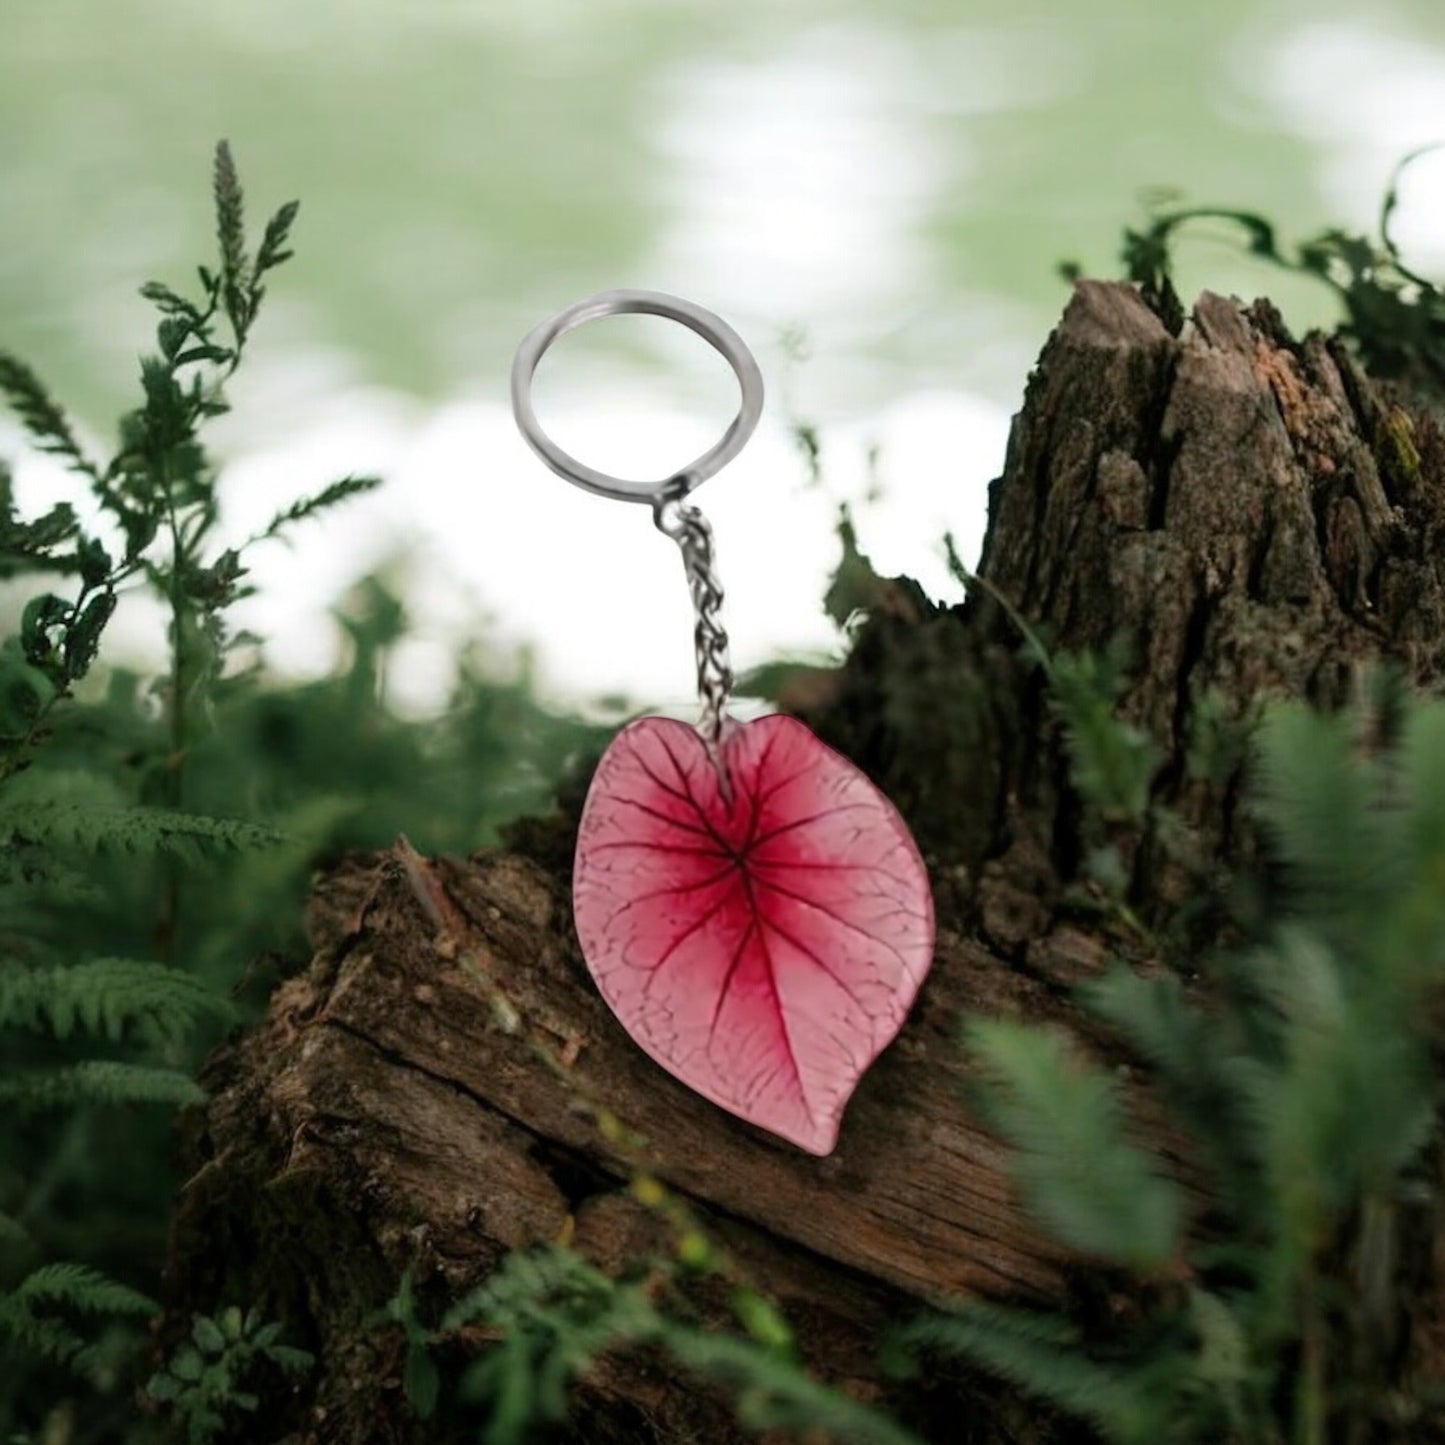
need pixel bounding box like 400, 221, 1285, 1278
511, 289, 935, 1156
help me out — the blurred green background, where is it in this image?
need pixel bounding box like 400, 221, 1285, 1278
4, 0, 1443, 719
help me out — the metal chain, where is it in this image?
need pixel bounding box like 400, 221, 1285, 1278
652, 478, 732, 750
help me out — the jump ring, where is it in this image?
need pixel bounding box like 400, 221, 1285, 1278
510, 289, 765, 505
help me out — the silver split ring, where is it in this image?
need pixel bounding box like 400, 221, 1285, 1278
510, 288, 765, 505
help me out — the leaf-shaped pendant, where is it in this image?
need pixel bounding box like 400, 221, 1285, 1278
573, 713, 935, 1155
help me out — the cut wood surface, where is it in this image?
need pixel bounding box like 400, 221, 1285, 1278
159, 282, 1445, 1444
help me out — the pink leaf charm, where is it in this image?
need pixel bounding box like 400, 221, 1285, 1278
573, 713, 935, 1155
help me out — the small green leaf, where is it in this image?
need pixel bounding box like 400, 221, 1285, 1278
404, 1343, 440, 1419
729, 1288, 794, 1354
0, 650, 58, 739
265, 1342, 314, 1373
20, 593, 69, 666
76, 537, 111, 589
145, 1371, 182, 1402
63, 591, 117, 681
158, 316, 191, 360
193, 1314, 226, 1355
170, 1344, 204, 1382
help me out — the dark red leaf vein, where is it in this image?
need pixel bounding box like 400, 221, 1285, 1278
606, 861, 740, 915
651, 730, 736, 856
587, 839, 733, 860
637, 888, 740, 997
613, 787, 723, 846
748, 871, 919, 972
746, 800, 878, 853
706, 916, 757, 1046
752, 903, 871, 1008
746, 854, 921, 889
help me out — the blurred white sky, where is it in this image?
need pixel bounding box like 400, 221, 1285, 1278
4, 4, 1443, 720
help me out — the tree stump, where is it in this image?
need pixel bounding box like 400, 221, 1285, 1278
159, 281, 1445, 1444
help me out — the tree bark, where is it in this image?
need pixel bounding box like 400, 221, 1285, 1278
159, 281, 1445, 1444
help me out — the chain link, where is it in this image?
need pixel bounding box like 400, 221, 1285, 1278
653, 478, 732, 751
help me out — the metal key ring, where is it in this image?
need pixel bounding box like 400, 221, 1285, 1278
510, 288, 765, 505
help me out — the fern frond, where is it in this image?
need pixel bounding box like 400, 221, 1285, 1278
1078, 966, 1256, 1208
964, 1019, 1184, 1269
0, 1263, 155, 1374
879, 1302, 1175, 1444
1186, 1287, 1252, 1432
451, 1244, 921, 1445
9, 1262, 157, 1317
0, 799, 282, 860
1047, 643, 1162, 824
1400, 700, 1445, 870
1248, 925, 1434, 1225
883, 1294, 1080, 1374
442, 1244, 619, 1335
452, 1246, 656, 1445
0, 353, 102, 482
0, 846, 103, 902
213, 141, 252, 344
1250, 701, 1406, 933
1379, 699, 1445, 991
663, 1325, 927, 1445
0, 957, 233, 1044
252, 475, 382, 544
0, 1304, 91, 1369
0, 1060, 203, 1112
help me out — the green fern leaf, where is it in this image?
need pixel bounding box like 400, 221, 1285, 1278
0, 1304, 91, 1369
0, 957, 233, 1044
1380, 699, 1445, 990
1078, 966, 1256, 1210
0, 848, 103, 904
0, 798, 283, 859
1187, 1288, 1251, 1431
1250, 701, 1406, 932
964, 1019, 1184, 1269
879, 1303, 1174, 1444
10, 1262, 157, 1316
1047, 644, 1162, 823
1246, 925, 1434, 1230
0, 1263, 154, 1375
663, 1326, 927, 1445
0, 1060, 203, 1111
254, 475, 382, 543
1401, 700, 1445, 870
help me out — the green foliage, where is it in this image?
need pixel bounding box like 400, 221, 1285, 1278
1044, 643, 1162, 827
377, 1266, 443, 1422
662, 1326, 921, 1444
0, 141, 623, 1444
0, 1263, 155, 1374
892, 684, 1445, 1442
963, 1020, 1184, 1270
145, 1305, 313, 1445
949, 540, 1163, 831
0, 794, 281, 862
377, 1245, 925, 1445
0, 132, 311, 1426
448, 1246, 659, 1444
0, 958, 231, 1046
883, 1299, 1176, 1443
249, 474, 383, 545
1111, 145, 1445, 398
